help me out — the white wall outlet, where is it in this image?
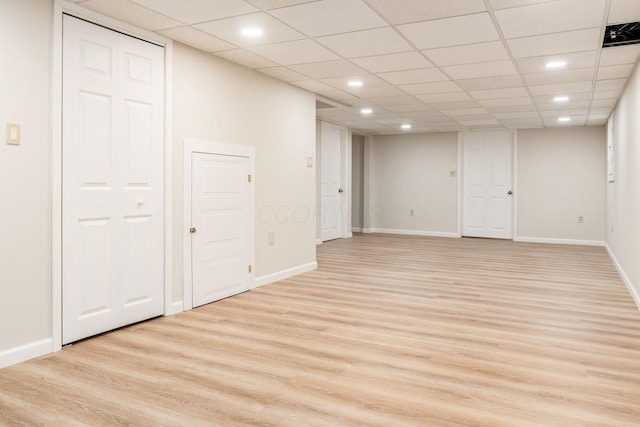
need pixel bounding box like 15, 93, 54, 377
6, 123, 20, 145
578, 216, 584, 223
268, 231, 275, 246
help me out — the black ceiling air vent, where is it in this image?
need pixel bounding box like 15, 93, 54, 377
603, 22, 640, 48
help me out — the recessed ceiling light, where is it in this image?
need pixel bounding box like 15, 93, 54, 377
558, 117, 571, 122
361, 108, 373, 114
241, 28, 263, 37
553, 96, 569, 102
348, 80, 363, 88
401, 124, 412, 130
545, 60, 567, 69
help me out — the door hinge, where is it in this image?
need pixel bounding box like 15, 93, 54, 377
248, 174, 252, 183
248, 265, 252, 273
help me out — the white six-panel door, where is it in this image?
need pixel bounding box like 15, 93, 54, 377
191, 152, 252, 307
62, 15, 165, 344
320, 121, 343, 242
462, 131, 514, 239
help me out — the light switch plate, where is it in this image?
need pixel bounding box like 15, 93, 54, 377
6, 123, 20, 145
306, 157, 313, 168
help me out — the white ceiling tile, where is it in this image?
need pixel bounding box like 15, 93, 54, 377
248, 39, 340, 65
515, 50, 597, 73
589, 107, 613, 115
194, 12, 305, 47
316, 27, 414, 58
289, 60, 366, 79
130, 0, 258, 24
442, 108, 489, 117
257, 66, 309, 81
456, 75, 524, 90
442, 60, 517, 80
599, 45, 640, 66
414, 92, 473, 103
387, 104, 433, 113
378, 68, 450, 85
423, 41, 510, 67
539, 108, 589, 116
468, 87, 529, 99
597, 64, 635, 80
523, 68, 595, 86
351, 52, 433, 73
245, 0, 316, 10
368, 95, 422, 106
478, 97, 533, 107
528, 81, 594, 95
459, 119, 501, 126
507, 28, 601, 58
536, 100, 591, 110
397, 13, 500, 50
542, 115, 588, 126
291, 80, 336, 92
363, 0, 486, 24
493, 111, 540, 119
405, 111, 449, 120
345, 85, 407, 97
587, 117, 608, 125
398, 81, 463, 95
487, 104, 538, 113
80, 0, 182, 31
317, 90, 360, 102
489, 0, 559, 10
608, 0, 640, 23
495, 0, 605, 38
215, 49, 278, 68
595, 79, 627, 91
157, 27, 236, 52
591, 98, 618, 107
270, 0, 387, 37
376, 118, 415, 125
427, 100, 483, 109
592, 89, 624, 99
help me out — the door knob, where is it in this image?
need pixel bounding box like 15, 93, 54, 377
507, 190, 513, 195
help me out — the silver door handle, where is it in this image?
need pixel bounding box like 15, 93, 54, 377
508, 190, 513, 195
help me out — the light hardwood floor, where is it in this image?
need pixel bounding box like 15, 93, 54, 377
2, 234, 640, 426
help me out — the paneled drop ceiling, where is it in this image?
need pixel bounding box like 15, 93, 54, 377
72, 0, 640, 134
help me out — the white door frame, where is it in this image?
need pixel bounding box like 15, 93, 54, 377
182, 138, 255, 311
51, 0, 174, 352
457, 130, 518, 239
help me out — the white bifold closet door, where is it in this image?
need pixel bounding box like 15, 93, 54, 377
62, 15, 165, 344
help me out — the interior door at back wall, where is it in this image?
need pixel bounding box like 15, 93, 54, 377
62, 15, 165, 344
191, 152, 252, 308
320, 121, 343, 242
462, 131, 514, 239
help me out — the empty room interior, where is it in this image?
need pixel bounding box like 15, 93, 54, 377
2, 0, 640, 425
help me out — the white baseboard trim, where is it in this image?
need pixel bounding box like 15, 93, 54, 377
514, 236, 605, 247
315, 238, 322, 245
254, 261, 318, 288
606, 243, 640, 312
345, 232, 353, 238
364, 228, 460, 238
164, 300, 183, 316
0, 338, 53, 369
352, 227, 363, 233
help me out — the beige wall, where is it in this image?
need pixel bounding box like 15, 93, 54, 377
0, 0, 52, 354
368, 132, 458, 234
172, 43, 317, 301
607, 60, 640, 302
351, 135, 364, 230
517, 127, 606, 242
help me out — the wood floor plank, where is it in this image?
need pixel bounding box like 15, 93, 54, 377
1, 234, 640, 426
